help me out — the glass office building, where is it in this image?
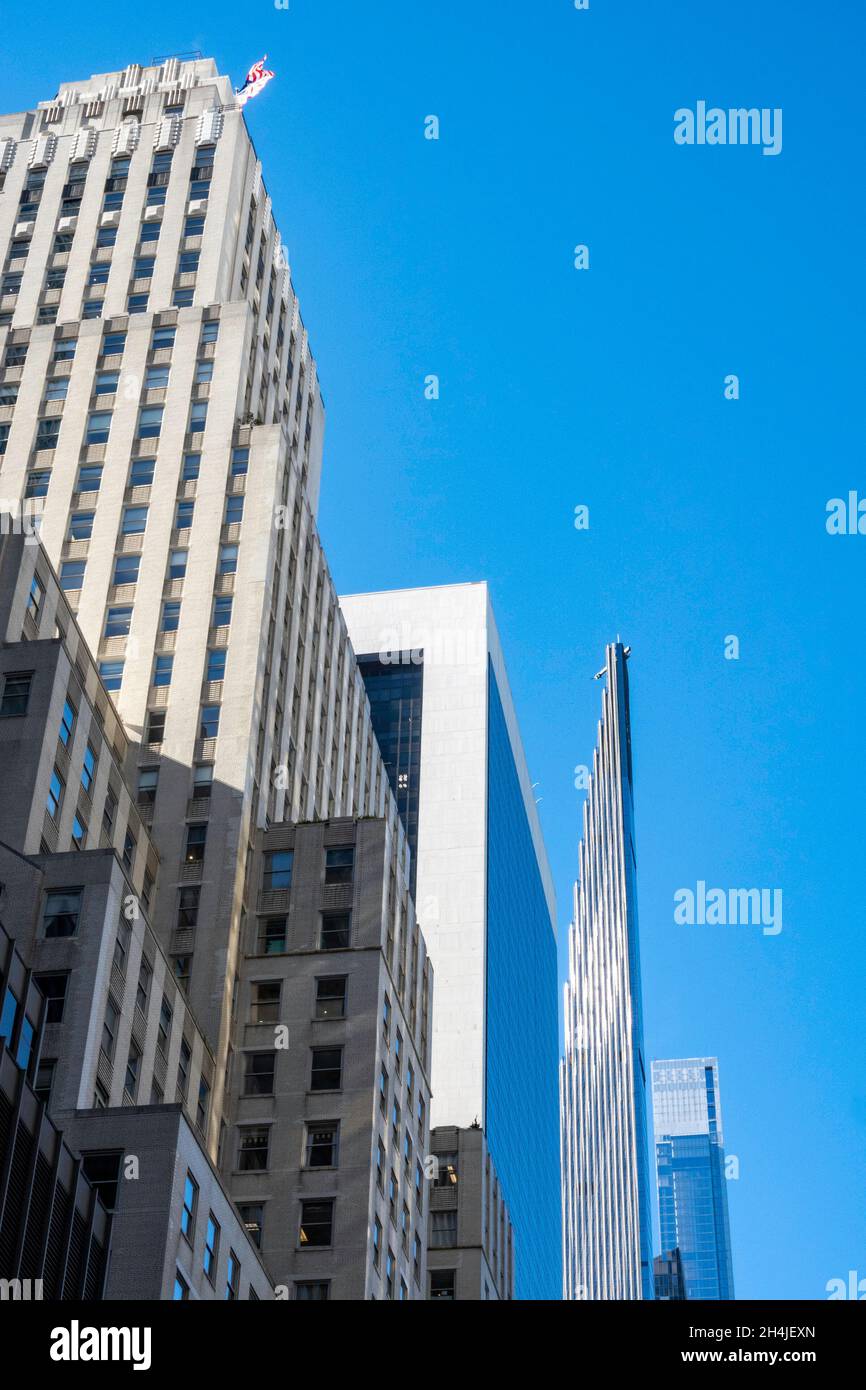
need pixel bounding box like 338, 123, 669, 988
652, 1058, 736, 1300
342, 584, 561, 1299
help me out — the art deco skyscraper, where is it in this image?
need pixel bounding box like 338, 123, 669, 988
560, 642, 654, 1299
652, 1057, 736, 1300
0, 56, 413, 1123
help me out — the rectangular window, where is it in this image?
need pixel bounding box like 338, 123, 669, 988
44, 378, 68, 402
161, 600, 181, 632
147, 709, 165, 744
199, 705, 220, 739
179, 251, 200, 275
168, 549, 187, 580
94, 372, 119, 396
137, 406, 163, 438
244, 1052, 275, 1096
181, 1172, 198, 1243
182, 453, 200, 481
177, 885, 200, 928
112, 554, 140, 586
68, 511, 94, 540
153, 654, 173, 687
122, 505, 148, 534
173, 1272, 189, 1301
137, 768, 158, 804
59, 560, 86, 591
85, 411, 112, 445
224, 495, 244, 526
315, 976, 347, 1020
101, 998, 119, 1059
258, 917, 286, 955
305, 1123, 339, 1168
218, 543, 237, 575
299, 1200, 334, 1249
128, 458, 155, 489
71, 812, 87, 849
225, 1250, 240, 1302
175, 500, 194, 529
185, 823, 207, 863
203, 1214, 220, 1282
238, 1128, 270, 1172
310, 1047, 342, 1092
192, 765, 213, 799
101, 331, 126, 356
100, 656, 125, 689
230, 447, 249, 475
237, 1204, 263, 1249
33, 973, 68, 1024
157, 995, 173, 1055
264, 849, 292, 891
152, 326, 175, 350
124, 1042, 140, 1099
25, 471, 51, 500
212, 595, 232, 627
320, 912, 351, 950
46, 766, 64, 819
205, 649, 226, 683
249, 980, 281, 1024
324, 846, 354, 885
35, 419, 61, 450
189, 401, 207, 431
77, 464, 102, 492
104, 605, 132, 638
1, 671, 33, 717
145, 364, 169, 389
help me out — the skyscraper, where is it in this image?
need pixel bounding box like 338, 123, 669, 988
340, 582, 561, 1299
0, 58, 433, 1299
560, 641, 654, 1299
651, 1057, 736, 1300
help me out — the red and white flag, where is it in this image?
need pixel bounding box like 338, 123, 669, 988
236, 56, 274, 107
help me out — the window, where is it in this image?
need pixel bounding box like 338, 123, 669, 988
136, 957, 152, 1013
35, 419, 61, 452
85, 410, 112, 445
0, 672, 32, 717
153, 654, 173, 687
124, 1042, 141, 1099
376, 1139, 386, 1190
34, 1058, 55, 1106
25, 470, 51, 500
101, 997, 119, 1059
157, 995, 173, 1054
258, 917, 286, 955
249, 980, 280, 1024
263, 849, 292, 891
212, 595, 232, 627
218, 543, 237, 575
181, 1172, 198, 1242
225, 1250, 240, 1301
386, 1249, 396, 1298
315, 977, 347, 1020
325, 846, 354, 885
81, 1153, 121, 1211
177, 1038, 191, 1096
310, 1047, 342, 1092
101, 331, 126, 357
59, 560, 86, 591
127, 458, 155, 490
140, 222, 160, 243
96, 228, 117, 250
77, 464, 102, 492
112, 553, 140, 585
88, 263, 109, 286
68, 511, 94, 540
161, 600, 181, 632
54, 339, 76, 362
305, 1123, 338, 1168
185, 823, 207, 864
430, 1269, 456, 1300
182, 453, 200, 481
177, 886, 200, 928
44, 378, 68, 402
199, 705, 220, 738
192, 764, 213, 799
197, 1076, 210, 1131
372, 1217, 382, 1270
82, 300, 103, 320
185, 216, 206, 238
104, 605, 132, 638
179, 251, 200, 275
122, 827, 136, 869
99, 660, 124, 692
168, 549, 187, 580
430, 1210, 458, 1248
27, 573, 44, 621
122, 505, 148, 534
238, 1127, 270, 1172
152, 326, 175, 351
137, 767, 158, 804
244, 1052, 275, 1096
382, 995, 391, 1041
203, 1214, 220, 1282
134, 256, 155, 281
145, 364, 169, 389
189, 400, 208, 432
230, 447, 249, 475
127, 294, 148, 315
137, 406, 163, 438
299, 1200, 334, 1249
94, 370, 118, 395
320, 912, 350, 950
34, 973, 68, 1024
147, 709, 165, 744
103, 788, 117, 834
71, 812, 87, 849
237, 1204, 263, 1249
47, 766, 64, 819
205, 649, 226, 683
224, 495, 244, 526
435, 1152, 458, 1187
175, 500, 194, 530
173, 1272, 189, 1301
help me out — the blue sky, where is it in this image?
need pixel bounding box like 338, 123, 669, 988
4, 1, 864, 1299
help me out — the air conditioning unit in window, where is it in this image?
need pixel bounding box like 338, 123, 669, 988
100, 210, 120, 227
188, 198, 207, 214
14, 220, 35, 236
56, 216, 77, 232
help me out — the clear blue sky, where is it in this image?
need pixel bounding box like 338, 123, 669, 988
4, 1, 863, 1300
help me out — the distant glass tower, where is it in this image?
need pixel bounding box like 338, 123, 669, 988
560, 642, 654, 1299
651, 1058, 736, 1300
355, 654, 423, 894
654, 1248, 686, 1300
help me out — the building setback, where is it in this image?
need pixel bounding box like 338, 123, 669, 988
561, 642, 654, 1300
652, 1057, 735, 1301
